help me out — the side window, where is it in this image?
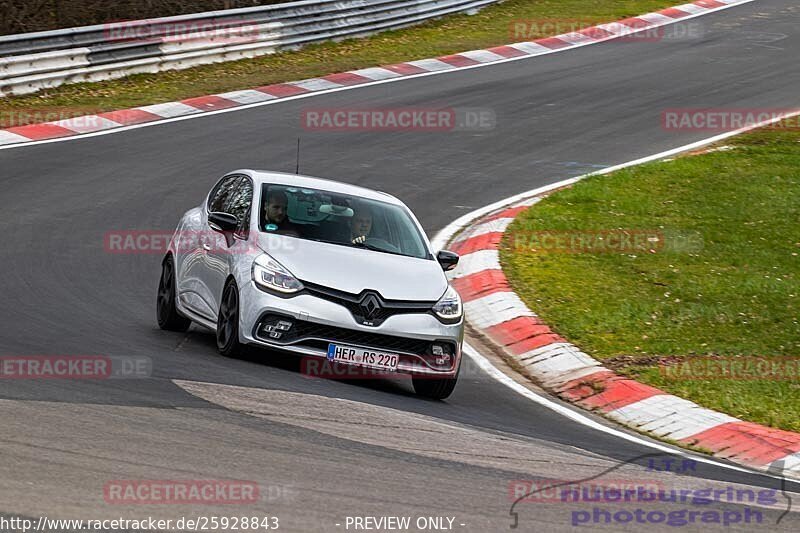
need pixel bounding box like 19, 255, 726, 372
225, 177, 253, 237
207, 175, 240, 213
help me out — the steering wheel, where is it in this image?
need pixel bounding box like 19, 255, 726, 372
365, 237, 400, 253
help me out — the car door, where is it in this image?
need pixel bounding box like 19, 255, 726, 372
202, 174, 253, 314
180, 174, 241, 321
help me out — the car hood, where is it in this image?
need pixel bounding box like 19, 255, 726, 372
256, 234, 447, 301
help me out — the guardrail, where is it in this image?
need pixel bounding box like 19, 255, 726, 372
0, 0, 498, 97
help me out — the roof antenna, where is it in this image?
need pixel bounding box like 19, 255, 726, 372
295, 137, 301, 174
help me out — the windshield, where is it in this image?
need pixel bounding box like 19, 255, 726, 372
259, 183, 430, 259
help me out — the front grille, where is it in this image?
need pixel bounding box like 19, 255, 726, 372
255, 314, 449, 356
302, 281, 435, 327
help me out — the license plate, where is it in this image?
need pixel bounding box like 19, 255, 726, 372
327, 343, 399, 371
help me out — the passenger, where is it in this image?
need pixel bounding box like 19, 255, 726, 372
263, 190, 301, 236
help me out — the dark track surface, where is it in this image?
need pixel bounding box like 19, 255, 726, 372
1, 1, 799, 530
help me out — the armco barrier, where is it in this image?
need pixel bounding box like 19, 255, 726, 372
0, 0, 497, 96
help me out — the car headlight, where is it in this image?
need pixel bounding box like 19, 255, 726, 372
252, 254, 304, 294
432, 285, 462, 324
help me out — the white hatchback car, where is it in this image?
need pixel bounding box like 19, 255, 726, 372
157, 170, 464, 399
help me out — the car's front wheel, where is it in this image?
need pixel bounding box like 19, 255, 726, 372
412, 372, 459, 400
216, 279, 243, 357
157, 255, 191, 332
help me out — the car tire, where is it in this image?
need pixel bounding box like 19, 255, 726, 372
157, 255, 191, 332
412, 373, 459, 400
216, 279, 243, 357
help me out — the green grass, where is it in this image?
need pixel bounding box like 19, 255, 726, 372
500, 125, 800, 433
0, 0, 673, 125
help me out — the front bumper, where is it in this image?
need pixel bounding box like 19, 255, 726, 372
239, 281, 463, 377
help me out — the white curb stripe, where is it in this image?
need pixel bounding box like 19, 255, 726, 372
607, 395, 739, 441
138, 102, 202, 118
557, 32, 597, 46
638, 13, 679, 25
51, 116, 121, 134
675, 3, 708, 15
507, 41, 552, 55
463, 291, 535, 329
406, 58, 455, 72
597, 22, 640, 35
537, 365, 612, 388
458, 49, 507, 63
451, 249, 500, 278
348, 67, 402, 80
289, 78, 343, 92
519, 343, 602, 378
0, 130, 35, 145
514, 197, 543, 208
463, 217, 514, 239
216, 89, 277, 104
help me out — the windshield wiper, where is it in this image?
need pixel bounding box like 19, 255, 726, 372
350, 240, 407, 257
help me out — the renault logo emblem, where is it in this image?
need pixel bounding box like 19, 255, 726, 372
359, 293, 382, 320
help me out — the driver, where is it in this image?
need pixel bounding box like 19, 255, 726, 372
263, 190, 301, 236
350, 205, 373, 244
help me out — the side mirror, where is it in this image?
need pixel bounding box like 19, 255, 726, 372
436, 250, 459, 271
208, 211, 238, 233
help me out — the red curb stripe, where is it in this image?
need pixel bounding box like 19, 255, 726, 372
182, 95, 239, 111
98, 109, 163, 125
579, 377, 663, 412
534, 37, 572, 50
451, 270, 510, 301
618, 17, 651, 28
659, 7, 692, 18
680, 422, 800, 465
507, 333, 564, 356
257, 83, 310, 97
453, 232, 503, 256
578, 27, 615, 40
487, 317, 548, 346
694, 0, 725, 7
437, 54, 480, 68
556, 370, 618, 398
382, 63, 428, 76
487, 45, 528, 58
557, 370, 664, 411
322, 72, 371, 86
6, 123, 76, 140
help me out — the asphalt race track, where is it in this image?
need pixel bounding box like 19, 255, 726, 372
1, 1, 799, 531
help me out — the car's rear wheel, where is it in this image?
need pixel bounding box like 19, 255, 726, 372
157, 255, 191, 332
412, 371, 459, 400
216, 279, 243, 357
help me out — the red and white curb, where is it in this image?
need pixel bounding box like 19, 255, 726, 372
0, 0, 754, 148
445, 188, 800, 481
